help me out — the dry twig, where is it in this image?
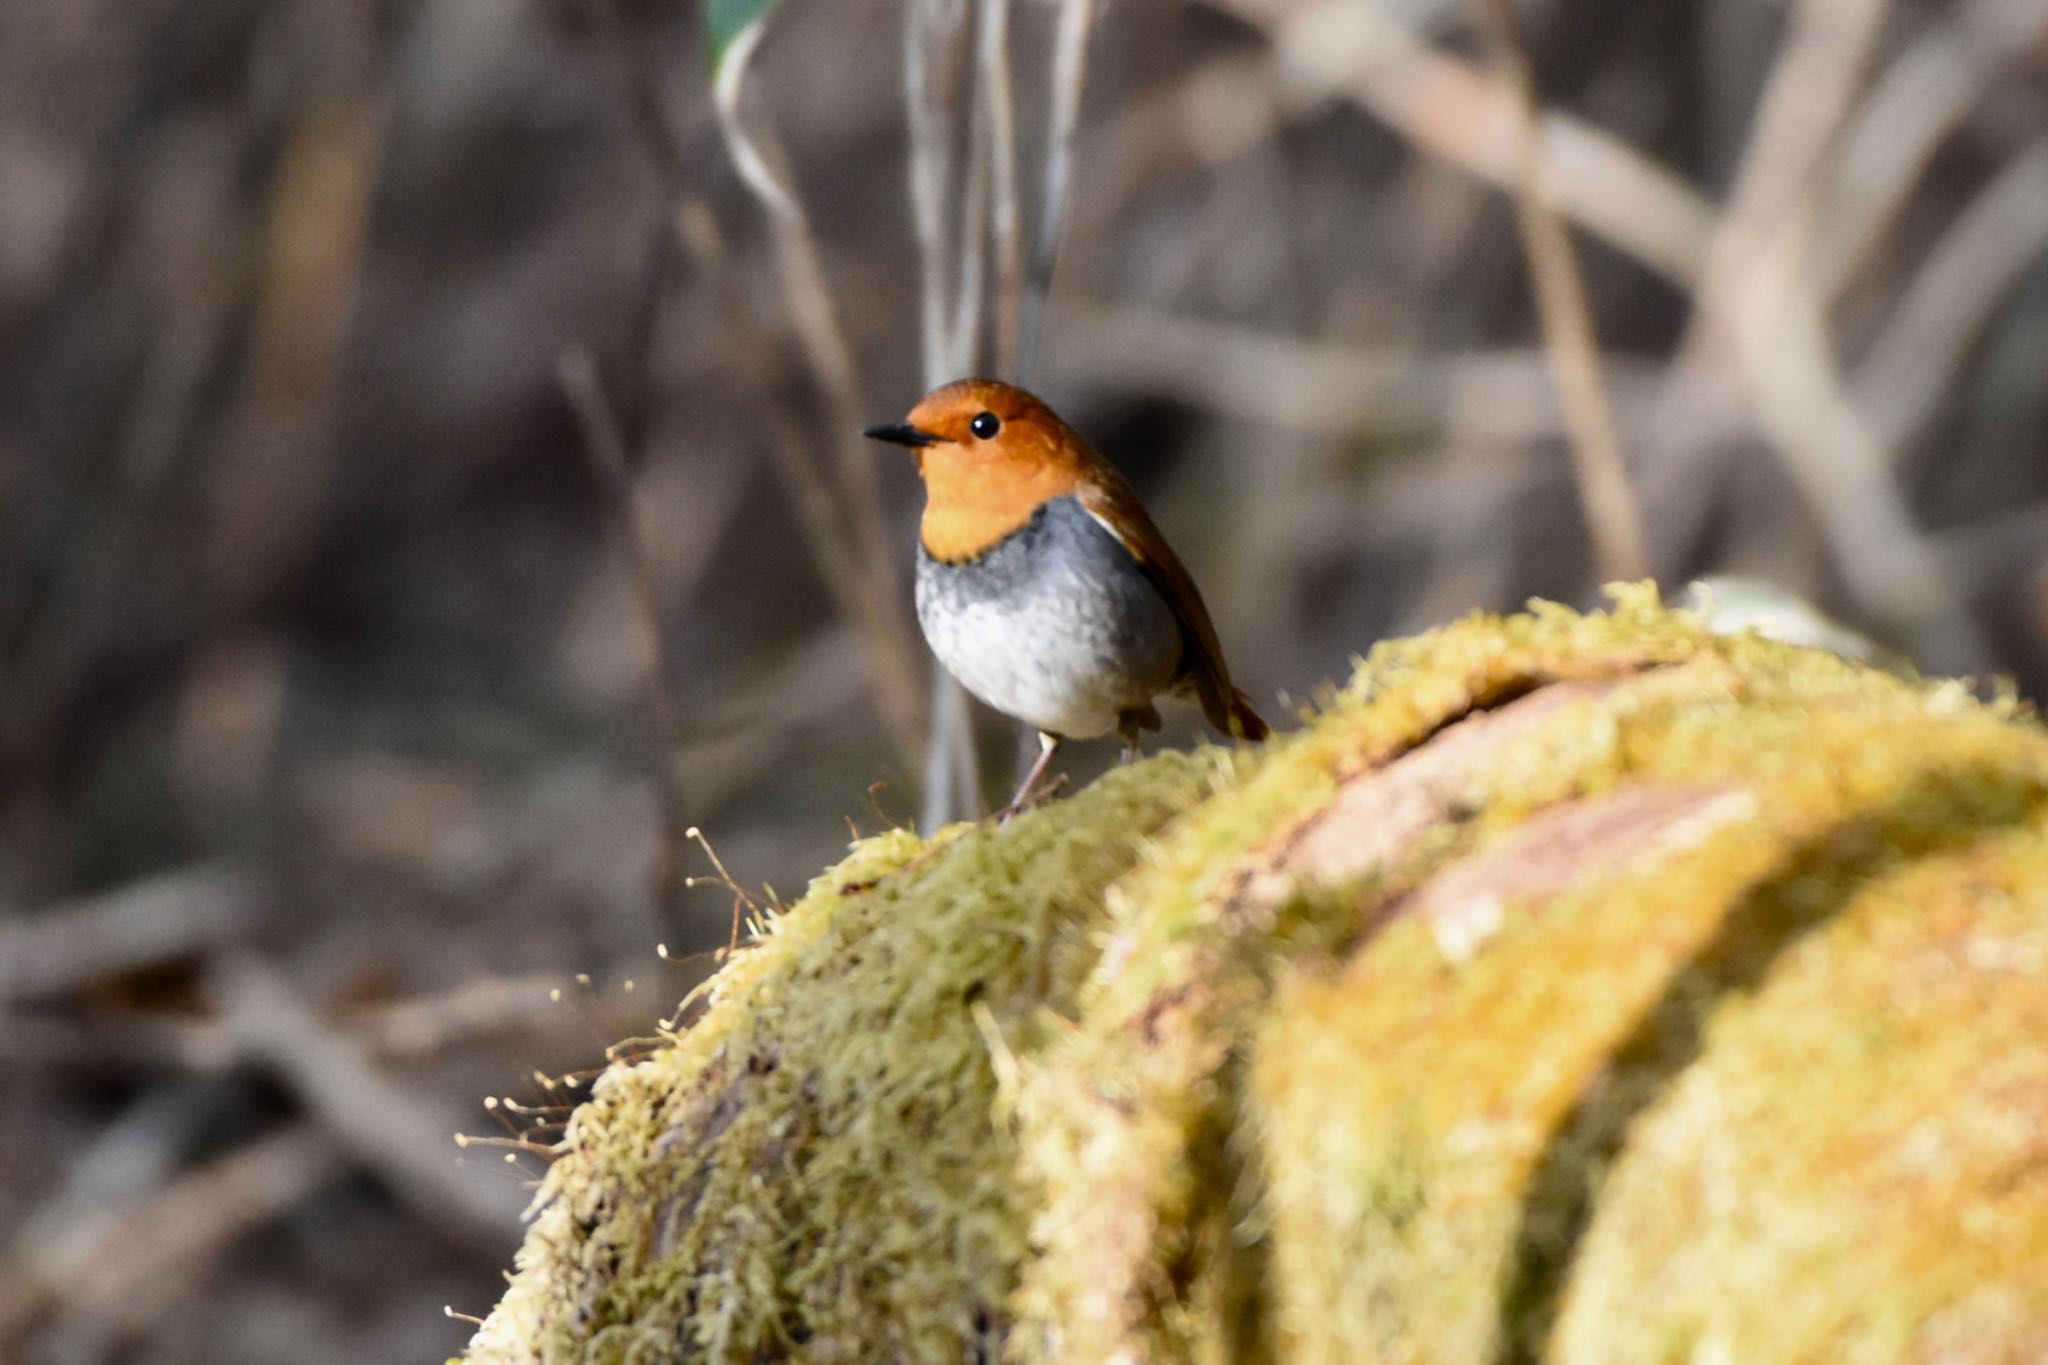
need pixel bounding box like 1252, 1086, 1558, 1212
713, 18, 930, 757
979, 0, 1024, 375
0, 863, 266, 1005
1016, 0, 1097, 383
1047, 301, 1665, 443
1203, 0, 1714, 288
1855, 140, 2048, 460
558, 346, 693, 931
1667, 0, 1988, 668
1473, 0, 1647, 581
0, 1125, 341, 1348
905, 0, 986, 827
1815, 0, 2048, 302
209, 954, 522, 1247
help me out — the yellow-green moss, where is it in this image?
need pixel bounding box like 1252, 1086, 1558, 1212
464, 587, 2048, 1364
463, 747, 1233, 1363
1250, 602, 2048, 1365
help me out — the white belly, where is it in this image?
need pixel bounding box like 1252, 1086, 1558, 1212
915, 497, 1183, 739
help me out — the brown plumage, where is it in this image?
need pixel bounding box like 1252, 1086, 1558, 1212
866, 378, 1268, 810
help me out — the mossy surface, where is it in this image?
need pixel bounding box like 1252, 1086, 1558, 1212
1252, 649, 2048, 1365
462, 748, 1230, 1364
463, 588, 2048, 1364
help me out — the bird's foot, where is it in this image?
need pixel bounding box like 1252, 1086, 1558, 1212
995, 772, 1067, 825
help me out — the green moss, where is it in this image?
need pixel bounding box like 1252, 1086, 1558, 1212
464, 587, 2048, 1364
463, 750, 1227, 1363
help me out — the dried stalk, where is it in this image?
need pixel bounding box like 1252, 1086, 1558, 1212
1016, 0, 1096, 384
979, 0, 1024, 376
209, 954, 520, 1246
1047, 301, 1666, 443
1663, 0, 1987, 667
557, 346, 692, 930
1855, 140, 2048, 459
1815, 0, 2048, 303
714, 20, 930, 755
906, 0, 985, 827
1204, 0, 1714, 288
1474, 0, 1648, 582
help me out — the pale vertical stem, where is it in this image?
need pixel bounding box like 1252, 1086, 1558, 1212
906, 0, 984, 828
978, 0, 1023, 376
714, 21, 930, 755
1016, 0, 1095, 386
906, 0, 967, 385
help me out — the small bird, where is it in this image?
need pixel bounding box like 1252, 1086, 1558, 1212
864, 378, 1268, 811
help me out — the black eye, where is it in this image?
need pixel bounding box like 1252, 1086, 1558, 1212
969, 411, 1000, 439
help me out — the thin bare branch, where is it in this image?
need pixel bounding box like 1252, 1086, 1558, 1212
1659, 0, 1989, 668
0, 863, 266, 1005
0, 1125, 341, 1345
1202, 0, 1714, 287
558, 346, 692, 931
1474, 0, 1648, 581
906, 0, 972, 384
1727, 231, 1985, 667
209, 954, 522, 1247
951, 55, 993, 380
1016, 0, 1097, 383
979, 0, 1024, 375
1814, 0, 2048, 302
1855, 139, 2048, 459
1046, 301, 1666, 442
906, 0, 984, 828
713, 22, 929, 755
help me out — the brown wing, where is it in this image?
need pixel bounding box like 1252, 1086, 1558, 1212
1076, 477, 1269, 741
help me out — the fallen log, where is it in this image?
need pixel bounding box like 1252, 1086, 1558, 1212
463, 586, 2048, 1364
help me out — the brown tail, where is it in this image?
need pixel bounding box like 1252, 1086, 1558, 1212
1227, 687, 1270, 742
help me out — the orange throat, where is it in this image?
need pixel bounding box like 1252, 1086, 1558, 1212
916, 442, 1086, 563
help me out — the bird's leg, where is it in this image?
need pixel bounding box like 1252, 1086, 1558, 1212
1116, 703, 1159, 766
1118, 720, 1142, 766
1000, 732, 1062, 823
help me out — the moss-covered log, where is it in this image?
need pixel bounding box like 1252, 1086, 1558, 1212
461, 588, 2048, 1364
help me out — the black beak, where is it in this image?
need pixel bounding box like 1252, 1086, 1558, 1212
862, 421, 940, 448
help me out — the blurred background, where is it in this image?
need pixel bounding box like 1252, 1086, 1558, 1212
2, 0, 2045, 1358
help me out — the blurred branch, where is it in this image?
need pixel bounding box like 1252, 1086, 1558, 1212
1068, 52, 1280, 262
668, 201, 919, 710
1047, 301, 1665, 442
906, 0, 970, 382
1473, 0, 1647, 581
208, 954, 522, 1248
0, 1125, 341, 1348
588, 0, 929, 782
1, 302, 233, 793
557, 346, 692, 932
1936, 500, 2048, 594
0, 963, 687, 1078
0, 863, 266, 1006
1666, 0, 1988, 669
1638, 0, 1896, 582
979, 0, 1024, 375
1203, 0, 1714, 287
1854, 140, 2048, 460
905, 0, 984, 827
1726, 238, 1986, 667
1815, 0, 2048, 303
1016, 0, 1096, 383
712, 19, 930, 758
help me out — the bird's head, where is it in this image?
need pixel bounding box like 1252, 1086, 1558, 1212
864, 378, 1096, 562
